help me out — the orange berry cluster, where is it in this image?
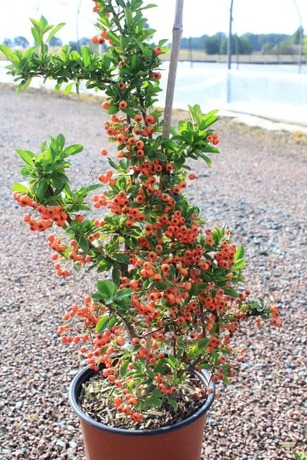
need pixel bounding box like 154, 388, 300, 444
207, 133, 219, 145
103, 112, 157, 145
91, 28, 114, 46
48, 234, 93, 276
13, 192, 68, 231
270, 305, 282, 328
47, 235, 70, 276
214, 241, 236, 270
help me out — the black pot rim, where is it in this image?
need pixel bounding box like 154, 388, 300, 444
69, 366, 215, 437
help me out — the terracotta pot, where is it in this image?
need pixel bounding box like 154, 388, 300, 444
69, 366, 215, 460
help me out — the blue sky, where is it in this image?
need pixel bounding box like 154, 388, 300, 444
1, 0, 306, 43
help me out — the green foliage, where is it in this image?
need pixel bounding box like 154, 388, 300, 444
12, 135, 85, 204
30, 16, 65, 48
94, 280, 133, 306
180, 32, 301, 55
292, 452, 307, 460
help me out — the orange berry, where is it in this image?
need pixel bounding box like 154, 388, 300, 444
116, 337, 125, 347
161, 264, 170, 272
184, 282, 192, 291
134, 114, 142, 122
119, 100, 128, 110
130, 280, 139, 290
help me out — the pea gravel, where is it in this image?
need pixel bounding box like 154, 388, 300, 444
0, 84, 306, 460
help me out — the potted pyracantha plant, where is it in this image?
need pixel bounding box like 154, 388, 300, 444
0, 1, 281, 459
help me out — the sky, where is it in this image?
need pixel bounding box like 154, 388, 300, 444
0, 0, 306, 44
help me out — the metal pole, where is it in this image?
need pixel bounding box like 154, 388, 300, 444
227, 0, 234, 70
292, 0, 303, 73
189, 36, 193, 68
76, 0, 82, 51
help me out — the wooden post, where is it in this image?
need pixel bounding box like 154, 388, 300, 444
162, 0, 184, 140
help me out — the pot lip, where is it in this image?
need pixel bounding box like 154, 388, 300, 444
69, 365, 215, 437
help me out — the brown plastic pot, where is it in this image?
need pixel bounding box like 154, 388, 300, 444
69, 366, 215, 460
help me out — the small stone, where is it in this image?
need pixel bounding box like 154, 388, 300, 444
207, 418, 218, 427
15, 400, 24, 409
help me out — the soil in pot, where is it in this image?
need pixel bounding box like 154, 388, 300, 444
79, 369, 211, 430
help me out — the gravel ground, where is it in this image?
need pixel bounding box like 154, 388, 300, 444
0, 83, 306, 460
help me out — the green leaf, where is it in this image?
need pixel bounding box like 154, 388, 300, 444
56, 134, 65, 150
234, 245, 244, 261
169, 263, 176, 280
153, 281, 168, 291
197, 338, 209, 349
143, 396, 162, 409
111, 253, 130, 263
46, 22, 66, 43
76, 184, 101, 196
130, 54, 139, 71
166, 356, 178, 369
95, 315, 110, 333
36, 180, 49, 196
124, 8, 133, 28
223, 287, 239, 298
107, 104, 119, 115
116, 0, 126, 7
166, 395, 178, 411
16, 149, 36, 166
30, 27, 41, 45
105, 30, 120, 46
38, 15, 48, 29
203, 145, 219, 154
64, 82, 74, 95
188, 104, 203, 125
20, 166, 32, 177
114, 288, 134, 301
133, 37, 146, 55
96, 280, 117, 300
119, 359, 129, 378
141, 3, 158, 10
154, 151, 167, 162
199, 152, 212, 167
203, 109, 219, 128
16, 79, 32, 92
98, 259, 112, 272
11, 182, 29, 193
112, 265, 121, 286
78, 236, 89, 252
107, 317, 117, 329
62, 144, 83, 157
101, 54, 111, 72
234, 259, 246, 270
81, 46, 91, 67
0, 44, 16, 61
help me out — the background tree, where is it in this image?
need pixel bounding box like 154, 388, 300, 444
13, 36, 29, 48
204, 33, 227, 54
2, 38, 13, 47
49, 36, 63, 47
